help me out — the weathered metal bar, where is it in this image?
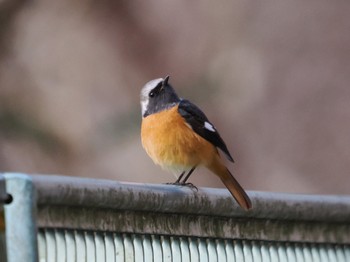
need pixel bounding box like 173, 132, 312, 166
32, 174, 350, 222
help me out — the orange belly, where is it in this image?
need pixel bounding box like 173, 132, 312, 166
141, 105, 218, 173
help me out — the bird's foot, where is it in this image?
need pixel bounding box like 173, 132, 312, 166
165, 182, 181, 185
181, 182, 198, 191
165, 182, 198, 191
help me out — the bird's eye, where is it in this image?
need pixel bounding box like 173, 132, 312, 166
149, 92, 155, 98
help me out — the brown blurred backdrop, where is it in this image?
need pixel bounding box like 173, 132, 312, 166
0, 0, 349, 194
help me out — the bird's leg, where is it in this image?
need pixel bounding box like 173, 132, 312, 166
179, 167, 198, 191
180, 166, 196, 184
166, 167, 198, 191
175, 171, 186, 184
165, 171, 185, 185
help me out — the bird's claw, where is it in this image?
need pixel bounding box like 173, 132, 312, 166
165, 182, 198, 191
181, 182, 198, 191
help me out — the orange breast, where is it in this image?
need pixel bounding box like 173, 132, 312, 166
141, 105, 217, 172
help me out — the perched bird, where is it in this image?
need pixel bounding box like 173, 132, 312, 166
140, 76, 252, 210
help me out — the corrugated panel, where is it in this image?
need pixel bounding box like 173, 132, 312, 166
38, 229, 350, 262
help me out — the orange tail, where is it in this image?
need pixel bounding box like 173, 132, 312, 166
208, 159, 252, 210
220, 168, 252, 210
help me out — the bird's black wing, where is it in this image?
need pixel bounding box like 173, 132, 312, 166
178, 99, 234, 162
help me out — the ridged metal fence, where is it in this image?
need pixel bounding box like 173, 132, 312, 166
1, 173, 350, 261
38, 230, 349, 261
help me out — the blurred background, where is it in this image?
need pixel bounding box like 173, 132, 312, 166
0, 0, 349, 194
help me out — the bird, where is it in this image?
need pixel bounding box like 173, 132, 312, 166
140, 76, 252, 210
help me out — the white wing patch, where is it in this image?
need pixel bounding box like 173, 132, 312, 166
204, 121, 216, 132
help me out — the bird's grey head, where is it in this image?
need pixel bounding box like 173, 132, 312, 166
140, 76, 180, 117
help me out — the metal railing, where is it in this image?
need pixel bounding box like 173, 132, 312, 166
1, 173, 350, 261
